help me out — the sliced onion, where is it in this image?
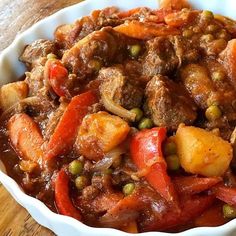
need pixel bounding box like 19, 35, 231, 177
93, 146, 125, 171
93, 156, 114, 171
101, 92, 136, 122
0, 96, 41, 122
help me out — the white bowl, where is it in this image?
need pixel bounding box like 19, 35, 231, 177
1, 0, 236, 235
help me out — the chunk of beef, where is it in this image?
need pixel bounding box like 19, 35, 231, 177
180, 62, 236, 118
76, 174, 123, 223
142, 35, 200, 81
144, 75, 197, 130
170, 36, 200, 64
20, 39, 56, 68
25, 61, 45, 96
219, 39, 236, 91
62, 28, 124, 78
55, 7, 123, 49
142, 37, 179, 78
200, 38, 227, 57
180, 63, 216, 109
180, 62, 236, 138
99, 66, 143, 110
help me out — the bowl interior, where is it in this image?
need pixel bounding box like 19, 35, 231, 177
1, 0, 236, 236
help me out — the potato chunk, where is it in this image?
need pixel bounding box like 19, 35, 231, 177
0, 81, 28, 110
76, 111, 130, 161
175, 124, 232, 177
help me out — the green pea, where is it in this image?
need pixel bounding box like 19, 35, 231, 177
89, 59, 102, 72
123, 183, 135, 196
129, 44, 141, 58
205, 105, 222, 121
138, 118, 154, 130
217, 29, 230, 40
223, 204, 236, 218
164, 141, 177, 156
214, 39, 227, 50
183, 29, 193, 38
75, 176, 88, 190
166, 154, 180, 171
201, 10, 214, 20
69, 160, 83, 175
201, 34, 214, 42
47, 53, 57, 60
212, 71, 225, 81
130, 108, 144, 122
206, 24, 219, 33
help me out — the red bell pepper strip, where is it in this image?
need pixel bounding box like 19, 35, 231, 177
55, 169, 81, 220
194, 203, 226, 227
130, 127, 178, 204
173, 176, 222, 195
212, 184, 236, 207
45, 59, 69, 97
99, 186, 165, 228
45, 90, 98, 160
99, 193, 141, 228
143, 194, 215, 231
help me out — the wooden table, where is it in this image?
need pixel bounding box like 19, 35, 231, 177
0, 0, 82, 235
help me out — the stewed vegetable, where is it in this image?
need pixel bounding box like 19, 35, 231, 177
1, 0, 236, 233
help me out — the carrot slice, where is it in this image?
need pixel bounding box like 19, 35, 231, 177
114, 20, 180, 40
8, 113, 44, 163
164, 10, 198, 27
194, 203, 226, 227
55, 169, 81, 220
173, 176, 222, 195
160, 0, 191, 10
45, 91, 98, 160
117, 8, 142, 18
150, 9, 176, 23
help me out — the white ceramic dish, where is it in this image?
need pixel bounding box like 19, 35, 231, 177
1, 0, 236, 235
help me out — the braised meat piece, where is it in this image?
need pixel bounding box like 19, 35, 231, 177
142, 37, 179, 78
20, 39, 56, 68
24, 58, 47, 96
170, 36, 200, 64
144, 75, 197, 130
62, 28, 124, 78
180, 62, 236, 119
55, 7, 123, 49
180, 61, 236, 139
99, 66, 143, 110
180, 63, 216, 109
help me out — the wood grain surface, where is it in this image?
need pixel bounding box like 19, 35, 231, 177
0, 0, 83, 235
